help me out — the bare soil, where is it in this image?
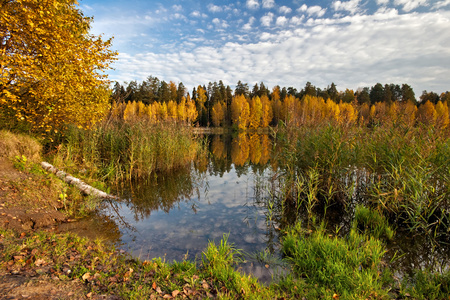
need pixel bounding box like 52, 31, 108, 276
0, 158, 90, 300
0, 158, 67, 232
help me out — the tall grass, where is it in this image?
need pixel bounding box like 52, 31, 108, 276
54, 119, 202, 182
274, 123, 450, 236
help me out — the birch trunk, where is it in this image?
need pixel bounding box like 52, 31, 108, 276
41, 162, 118, 200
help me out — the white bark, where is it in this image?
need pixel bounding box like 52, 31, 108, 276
41, 162, 118, 199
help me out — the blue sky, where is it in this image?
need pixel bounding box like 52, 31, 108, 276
79, 0, 450, 94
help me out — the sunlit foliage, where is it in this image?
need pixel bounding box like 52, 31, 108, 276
112, 99, 198, 125
0, 0, 117, 135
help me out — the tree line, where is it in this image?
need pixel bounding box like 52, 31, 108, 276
111, 77, 450, 129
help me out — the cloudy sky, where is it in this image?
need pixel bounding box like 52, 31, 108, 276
79, 0, 450, 94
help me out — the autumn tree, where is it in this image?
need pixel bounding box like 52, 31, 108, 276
1, 0, 117, 134
260, 95, 273, 128
417, 101, 437, 126
211, 101, 225, 127
231, 94, 249, 130
435, 101, 449, 129
249, 96, 262, 129
196, 85, 208, 126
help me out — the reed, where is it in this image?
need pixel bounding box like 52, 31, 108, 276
364, 126, 450, 236
54, 119, 202, 182
274, 123, 450, 236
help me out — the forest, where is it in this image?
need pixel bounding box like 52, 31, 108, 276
111, 77, 450, 130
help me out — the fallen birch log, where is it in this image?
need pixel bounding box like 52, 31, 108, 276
41, 162, 118, 200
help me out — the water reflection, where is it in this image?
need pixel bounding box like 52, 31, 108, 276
95, 133, 283, 281
114, 166, 203, 221
68, 133, 448, 282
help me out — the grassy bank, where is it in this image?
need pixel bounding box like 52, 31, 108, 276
2, 224, 449, 299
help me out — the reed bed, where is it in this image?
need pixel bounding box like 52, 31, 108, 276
54, 119, 203, 183
274, 123, 450, 236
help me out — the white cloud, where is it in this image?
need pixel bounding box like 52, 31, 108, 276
208, 4, 223, 13
307, 6, 327, 17
81, 4, 93, 11
262, 0, 275, 9
172, 13, 187, 21
260, 12, 274, 26
276, 16, 288, 26
279, 6, 292, 14
290, 15, 305, 25
212, 18, 229, 29
394, 0, 429, 12
333, 0, 361, 14
298, 4, 327, 17
172, 5, 182, 12
242, 16, 256, 30
246, 0, 260, 10
260, 32, 274, 40
298, 4, 307, 12
433, 0, 450, 9
376, 0, 390, 5
190, 11, 207, 18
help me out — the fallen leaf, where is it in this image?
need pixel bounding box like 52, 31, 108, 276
152, 282, 157, 290
82, 272, 91, 281
156, 287, 162, 294
172, 290, 180, 297
86, 292, 93, 298
333, 293, 339, 299
35, 259, 46, 266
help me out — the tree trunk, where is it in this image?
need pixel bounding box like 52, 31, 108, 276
41, 162, 118, 200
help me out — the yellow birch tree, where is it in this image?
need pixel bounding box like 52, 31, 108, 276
0, 0, 117, 135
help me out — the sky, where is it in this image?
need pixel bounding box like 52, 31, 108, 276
79, 0, 450, 95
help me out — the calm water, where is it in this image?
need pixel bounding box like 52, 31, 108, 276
70, 133, 286, 282
61, 133, 448, 281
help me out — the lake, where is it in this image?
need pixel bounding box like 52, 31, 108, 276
60, 133, 449, 282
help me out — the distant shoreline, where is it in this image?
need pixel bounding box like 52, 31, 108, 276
191, 127, 273, 134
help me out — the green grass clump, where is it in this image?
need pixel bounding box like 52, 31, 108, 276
281, 222, 389, 299
353, 205, 395, 241
401, 268, 450, 299
201, 234, 269, 298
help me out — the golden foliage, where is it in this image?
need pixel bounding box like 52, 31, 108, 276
211, 101, 226, 127
110, 99, 198, 125
249, 96, 262, 129
417, 101, 437, 126
231, 95, 250, 130
1, 0, 117, 135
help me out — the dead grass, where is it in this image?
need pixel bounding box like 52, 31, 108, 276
0, 130, 42, 162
